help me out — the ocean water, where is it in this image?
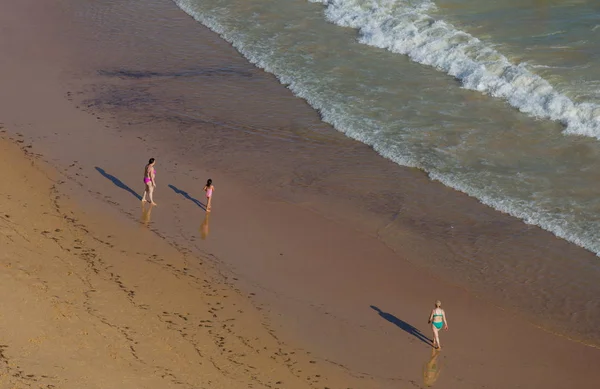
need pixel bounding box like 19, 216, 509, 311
171, 0, 600, 255
170, 0, 600, 254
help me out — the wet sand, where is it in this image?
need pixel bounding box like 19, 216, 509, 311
1, 0, 599, 388
55, 0, 600, 346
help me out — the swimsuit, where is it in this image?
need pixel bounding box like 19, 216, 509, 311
206, 187, 213, 198
432, 312, 444, 329
144, 168, 155, 184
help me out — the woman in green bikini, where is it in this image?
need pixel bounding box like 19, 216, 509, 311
428, 300, 448, 349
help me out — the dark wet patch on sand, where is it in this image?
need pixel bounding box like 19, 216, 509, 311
97, 67, 253, 80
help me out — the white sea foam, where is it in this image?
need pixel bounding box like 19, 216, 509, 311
531, 30, 566, 38
308, 0, 600, 139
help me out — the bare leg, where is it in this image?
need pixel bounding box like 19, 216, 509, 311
432, 325, 441, 349
148, 184, 157, 206
206, 196, 212, 211
142, 184, 149, 202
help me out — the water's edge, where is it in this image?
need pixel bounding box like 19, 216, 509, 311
172, 0, 600, 258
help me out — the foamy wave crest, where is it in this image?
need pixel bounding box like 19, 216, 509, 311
309, 0, 600, 139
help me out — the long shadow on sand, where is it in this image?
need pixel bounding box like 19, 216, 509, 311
95, 167, 142, 201
168, 184, 206, 210
370, 305, 432, 346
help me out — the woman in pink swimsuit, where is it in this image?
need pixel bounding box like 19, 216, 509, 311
141, 158, 157, 205
203, 178, 214, 212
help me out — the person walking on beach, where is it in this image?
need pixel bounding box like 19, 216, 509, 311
142, 158, 157, 206
203, 179, 214, 212
428, 300, 448, 349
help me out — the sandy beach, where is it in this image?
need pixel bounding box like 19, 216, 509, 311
0, 137, 367, 388
1, 0, 600, 388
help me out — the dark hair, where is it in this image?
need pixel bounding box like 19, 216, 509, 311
148, 158, 155, 164
206, 179, 212, 186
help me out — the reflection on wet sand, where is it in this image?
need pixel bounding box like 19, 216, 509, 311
423, 348, 442, 387
200, 212, 210, 239
141, 203, 154, 226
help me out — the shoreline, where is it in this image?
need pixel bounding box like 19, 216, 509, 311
65, 0, 600, 347
0, 0, 599, 387
3, 116, 600, 388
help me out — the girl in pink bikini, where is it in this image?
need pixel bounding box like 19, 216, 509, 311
203, 179, 214, 212
142, 158, 157, 205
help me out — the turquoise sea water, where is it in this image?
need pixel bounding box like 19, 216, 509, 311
172, 0, 600, 255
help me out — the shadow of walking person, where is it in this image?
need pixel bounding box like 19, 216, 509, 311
370, 305, 432, 346
168, 184, 205, 210
95, 167, 141, 200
